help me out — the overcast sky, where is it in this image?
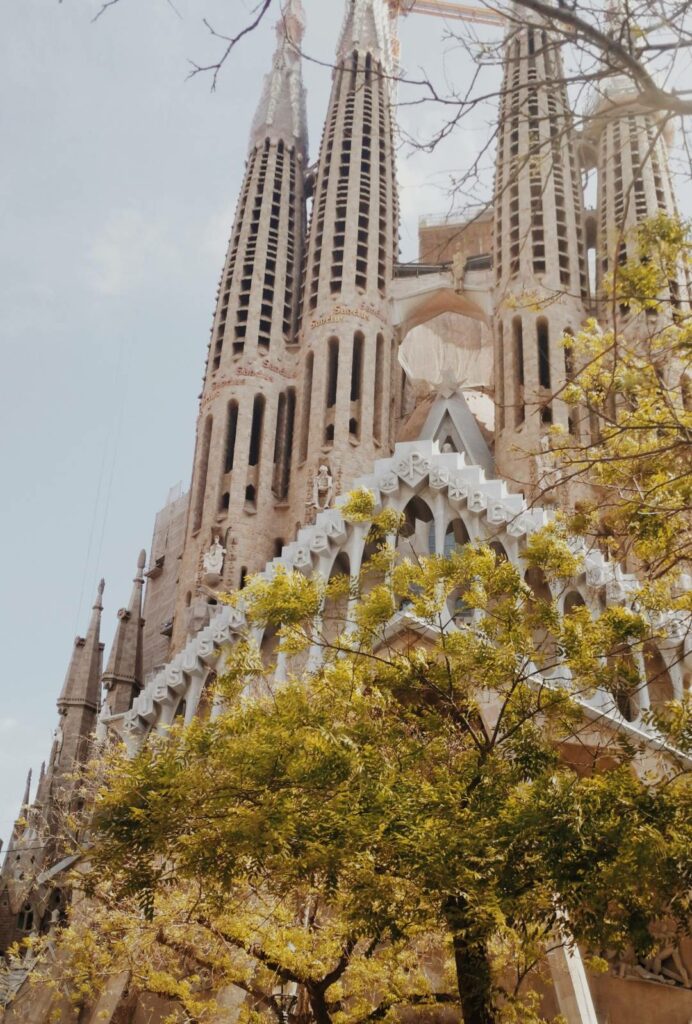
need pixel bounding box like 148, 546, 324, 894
0, 0, 495, 841
1, 1, 690, 843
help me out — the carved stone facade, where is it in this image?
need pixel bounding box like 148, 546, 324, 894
2, 2, 692, 1022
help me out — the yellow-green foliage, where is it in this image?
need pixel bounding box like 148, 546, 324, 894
42, 508, 689, 1024
554, 215, 691, 587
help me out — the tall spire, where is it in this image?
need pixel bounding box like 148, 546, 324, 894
57, 579, 105, 715
102, 551, 146, 716
292, 0, 400, 515
170, 0, 309, 649
337, 0, 394, 73
584, 0, 688, 318
492, 17, 589, 495
250, 0, 308, 153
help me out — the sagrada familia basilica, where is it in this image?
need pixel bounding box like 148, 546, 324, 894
1, 0, 691, 1020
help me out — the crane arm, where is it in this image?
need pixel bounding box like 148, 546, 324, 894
390, 0, 506, 26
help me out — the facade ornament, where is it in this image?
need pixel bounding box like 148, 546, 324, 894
312, 465, 334, 510
202, 537, 226, 584
451, 249, 466, 289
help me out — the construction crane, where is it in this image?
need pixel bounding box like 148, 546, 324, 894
388, 0, 506, 28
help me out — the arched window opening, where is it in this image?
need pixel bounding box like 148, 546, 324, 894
537, 317, 551, 389
563, 591, 585, 615
401, 497, 434, 556
185, 591, 192, 608
512, 317, 525, 425
330, 551, 351, 579
325, 423, 335, 444
249, 394, 266, 468
299, 352, 314, 462
193, 416, 213, 533
444, 518, 470, 557
240, 567, 248, 589
373, 333, 385, 444
326, 337, 339, 409
273, 538, 285, 558
489, 540, 508, 563
245, 484, 257, 508
220, 491, 230, 512
349, 417, 358, 436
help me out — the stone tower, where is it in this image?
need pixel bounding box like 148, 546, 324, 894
587, 9, 691, 318
493, 13, 589, 494
292, 0, 400, 514
102, 551, 146, 716
0, 580, 106, 954
52, 579, 106, 776
172, 0, 308, 649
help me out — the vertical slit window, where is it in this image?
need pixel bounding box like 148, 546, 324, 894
224, 401, 239, 473
326, 337, 339, 409
536, 318, 551, 389
513, 316, 525, 426
497, 321, 505, 432
373, 333, 385, 444
351, 332, 364, 401
249, 395, 265, 468
193, 416, 213, 532
299, 351, 314, 462
272, 389, 296, 501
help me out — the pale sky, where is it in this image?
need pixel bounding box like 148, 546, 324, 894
1, 1, 690, 843
0, 0, 492, 842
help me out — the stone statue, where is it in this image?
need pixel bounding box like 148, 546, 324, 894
53, 723, 63, 758
203, 537, 226, 578
312, 465, 334, 510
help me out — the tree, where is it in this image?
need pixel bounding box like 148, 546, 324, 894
546, 214, 692, 588
38, 490, 690, 1024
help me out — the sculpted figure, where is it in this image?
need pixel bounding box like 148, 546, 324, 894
312, 465, 334, 510
203, 537, 226, 577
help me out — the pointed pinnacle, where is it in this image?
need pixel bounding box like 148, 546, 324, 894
22, 769, 32, 809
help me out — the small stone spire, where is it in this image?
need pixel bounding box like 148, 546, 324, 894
249, 0, 308, 153
102, 551, 146, 716
57, 579, 105, 715
21, 769, 32, 813
337, 0, 394, 72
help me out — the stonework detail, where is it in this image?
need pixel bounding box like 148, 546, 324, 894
2, 3, 692, 1022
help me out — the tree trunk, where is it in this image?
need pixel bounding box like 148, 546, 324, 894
445, 899, 496, 1024
306, 984, 333, 1024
